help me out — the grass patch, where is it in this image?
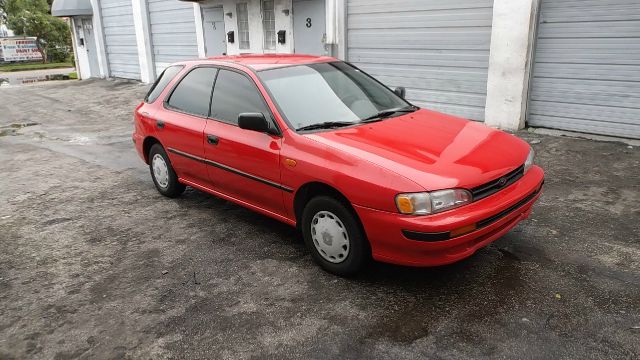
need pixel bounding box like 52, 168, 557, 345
0, 62, 74, 72
69, 72, 78, 80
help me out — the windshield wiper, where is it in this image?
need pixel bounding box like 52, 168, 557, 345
297, 121, 356, 131
296, 105, 418, 131
360, 105, 419, 122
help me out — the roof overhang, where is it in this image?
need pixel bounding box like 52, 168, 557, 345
51, 0, 93, 17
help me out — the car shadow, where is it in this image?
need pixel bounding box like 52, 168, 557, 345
175, 186, 525, 291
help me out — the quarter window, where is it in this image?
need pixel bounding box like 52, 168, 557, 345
261, 0, 276, 51
210, 69, 270, 125
237, 3, 250, 50
145, 65, 183, 103
167, 67, 218, 117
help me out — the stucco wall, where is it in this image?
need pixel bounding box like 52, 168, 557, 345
484, 0, 538, 130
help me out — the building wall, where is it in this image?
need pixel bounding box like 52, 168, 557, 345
198, 0, 293, 56
100, 0, 141, 79
345, 0, 495, 122
484, 0, 537, 130
148, 0, 199, 74
526, 0, 640, 139
70, 18, 92, 80
274, 0, 294, 54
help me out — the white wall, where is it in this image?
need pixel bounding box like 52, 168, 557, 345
484, 0, 539, 130
196, 0, 293, 56
274, 0, 294, 54
132, 0, 155, 82
89, 0, 108, 78
336, 0, 345, 59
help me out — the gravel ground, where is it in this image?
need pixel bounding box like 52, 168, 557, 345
0, 80, 639, 359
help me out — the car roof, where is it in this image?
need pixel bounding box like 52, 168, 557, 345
195, 54, 337, 71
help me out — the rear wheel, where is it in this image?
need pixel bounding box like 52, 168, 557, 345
149, 143, 185, 198
301, 196, 369, 276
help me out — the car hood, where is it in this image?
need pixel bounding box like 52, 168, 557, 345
304, 109, 531, 191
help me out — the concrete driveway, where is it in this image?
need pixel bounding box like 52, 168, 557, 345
0, 80, 638, 359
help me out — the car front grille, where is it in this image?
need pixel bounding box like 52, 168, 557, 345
471, 164, 525, 201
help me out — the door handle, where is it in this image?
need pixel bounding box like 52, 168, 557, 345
156, 120, 164, 129
207, 134, 219, 145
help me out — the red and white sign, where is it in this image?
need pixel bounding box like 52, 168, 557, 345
0, 37, 44, 62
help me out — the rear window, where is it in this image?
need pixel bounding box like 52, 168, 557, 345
144, 65, 183, 103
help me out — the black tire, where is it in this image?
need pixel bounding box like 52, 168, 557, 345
301, 196, 369, 276
148, 143, 185, 198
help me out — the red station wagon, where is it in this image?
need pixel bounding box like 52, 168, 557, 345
133, 55, 544, 276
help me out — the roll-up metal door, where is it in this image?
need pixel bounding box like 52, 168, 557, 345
528, 0, 640, 139
346, 0, 494, 121
148, 0, 199, 76
100, 0, 141, 79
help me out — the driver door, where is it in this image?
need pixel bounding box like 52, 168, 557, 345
203, 68, 287, 217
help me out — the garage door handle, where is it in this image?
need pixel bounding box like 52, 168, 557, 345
156, 120, 164, 129
207, 134, 219, 145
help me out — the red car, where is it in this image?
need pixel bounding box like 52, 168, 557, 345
133, 55, 544, 276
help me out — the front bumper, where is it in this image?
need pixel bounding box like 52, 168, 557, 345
353, 166, 545, 267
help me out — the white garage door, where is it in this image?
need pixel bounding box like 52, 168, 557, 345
346, 0, 494, 121
528, 0, 640, 139
100, 0, 141, 80
148, 0, 199, 77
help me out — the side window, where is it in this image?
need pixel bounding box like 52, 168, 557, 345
210, 69, 270, 125
166, 67, 218, 117
145, 65, 183, 103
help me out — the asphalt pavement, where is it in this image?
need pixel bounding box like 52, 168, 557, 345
0, 79, 638, 359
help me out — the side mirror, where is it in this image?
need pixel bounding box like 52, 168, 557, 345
394, 86, 406, 99
238, 113, 276, 135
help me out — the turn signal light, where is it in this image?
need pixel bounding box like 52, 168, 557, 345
396, 196, 414, 214
450, 223, 477, 238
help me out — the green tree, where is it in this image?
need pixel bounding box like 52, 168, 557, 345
5, 0, 71, 63
1, 0, 7, 23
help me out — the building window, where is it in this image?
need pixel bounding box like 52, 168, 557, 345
261, 0, 276, 51
236, 3, 250, 50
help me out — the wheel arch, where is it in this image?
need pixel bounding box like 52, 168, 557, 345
294, 181, 372, 268
142, 136, 162, 164
293, 181, 368, 234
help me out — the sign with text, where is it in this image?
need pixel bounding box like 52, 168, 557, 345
0, 37, 43, 62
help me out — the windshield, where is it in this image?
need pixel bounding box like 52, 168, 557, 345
258, 62, 411, 131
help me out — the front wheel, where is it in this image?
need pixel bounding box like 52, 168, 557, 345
301, 196, 369, 276
149, 143, 185, 198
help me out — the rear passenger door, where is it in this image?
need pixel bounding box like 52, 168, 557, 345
156, 67, 218, 186
203, 68, 286, 217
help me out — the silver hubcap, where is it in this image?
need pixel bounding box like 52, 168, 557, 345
311, 211, 350, 264
152, 154, 169, 189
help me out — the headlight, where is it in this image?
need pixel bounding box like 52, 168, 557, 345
524, 147, 535, 173
396, 189, 472, 215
